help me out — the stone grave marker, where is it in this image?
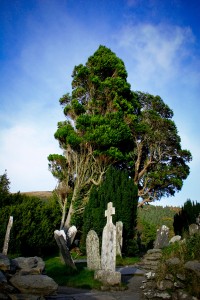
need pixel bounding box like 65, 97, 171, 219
95, 202, 121, 286
66, 225, 77, 246
116, 221, 123, 257
154, 225, 169, 249
86, 230, 101, 270
101, 202, 116, 271
3, 216, 13, 255
54, 227, 76, 269
189, 223, 199, 235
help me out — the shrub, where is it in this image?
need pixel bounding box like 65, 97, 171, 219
0, 193, 61, 256
173, 199, 200, 235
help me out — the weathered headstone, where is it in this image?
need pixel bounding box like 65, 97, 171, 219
86, 230, 101, 270
189, 223, 199, 235
116, 221, 123, 257
154, 225, 169, 249
3, 216, 13, 255
101, 202, 116, 271
95, 202, 121, 286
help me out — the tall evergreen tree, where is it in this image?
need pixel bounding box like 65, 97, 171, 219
0, 171, 10, 207
48, 45, 192, 233
82, 166, 138, 255
48, 45, 136, 229
173, 199, 200, 235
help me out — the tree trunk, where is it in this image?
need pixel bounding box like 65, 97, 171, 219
60, 198, 67, 230
64, 202, 74, 231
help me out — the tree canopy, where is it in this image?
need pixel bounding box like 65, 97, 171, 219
0, 171, 11, 207
130, 92, 192, 206
48, 45, 192, 227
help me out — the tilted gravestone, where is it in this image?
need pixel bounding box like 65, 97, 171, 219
154, 225, 169, 249
86, 230, 101, 270
116, 221, 123, 257
54, 226, 77, 269
66, 225, 77, 247
95, 202, 121, 286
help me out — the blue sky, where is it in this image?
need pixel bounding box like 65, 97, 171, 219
0, 0, 199, 207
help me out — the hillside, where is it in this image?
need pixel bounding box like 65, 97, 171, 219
21, 191, 53, 201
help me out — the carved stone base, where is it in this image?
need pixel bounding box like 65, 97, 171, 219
94, 270, 121, 286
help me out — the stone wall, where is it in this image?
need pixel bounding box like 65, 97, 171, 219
0, 253, 58, 299
140, 250, 200, 300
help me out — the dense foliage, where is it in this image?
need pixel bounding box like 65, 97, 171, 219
0, 174, 61, 256
0, 171, 11, 207
173, 199, 200, 235
48, 45, 137, 229
131, 93, 192, 206
48, 45, 192, 229
137, 204, 179, 250
82, 167, 138, 255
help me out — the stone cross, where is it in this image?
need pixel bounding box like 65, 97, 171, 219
95, 202, 121, 285
101, 202, 116, 272
105, 202, 115, 224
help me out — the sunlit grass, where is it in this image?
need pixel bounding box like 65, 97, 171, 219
44, 254, 141, 288
44, 256, 101, 289
116, 255, 140, 266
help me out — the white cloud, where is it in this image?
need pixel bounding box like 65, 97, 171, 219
0, 4, 199, 206
113, 21, 200, 206
0, 121, 61, 192
115, 23, 196, 90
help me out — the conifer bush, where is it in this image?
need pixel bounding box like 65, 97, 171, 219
81, 166, 138, 255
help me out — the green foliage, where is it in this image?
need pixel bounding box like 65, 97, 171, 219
159, 232, 200, 298
184, 232, 200, 261
0, 193, 61, 256
132, 92, 192, 205
137, 205, 179, 250
45, 256, 101, 289
48, 44, 192, 234
138, 221, 156, 250
81, 166, 138, 255
0, 171, 11, 207
173, 199, 200, 235
116, 255, 140, 266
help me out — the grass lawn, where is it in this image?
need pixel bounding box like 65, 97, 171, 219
44, 255, 140, 289
44, 256, 101, 289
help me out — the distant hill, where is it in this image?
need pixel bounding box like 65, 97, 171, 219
21, 191, 53, 201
